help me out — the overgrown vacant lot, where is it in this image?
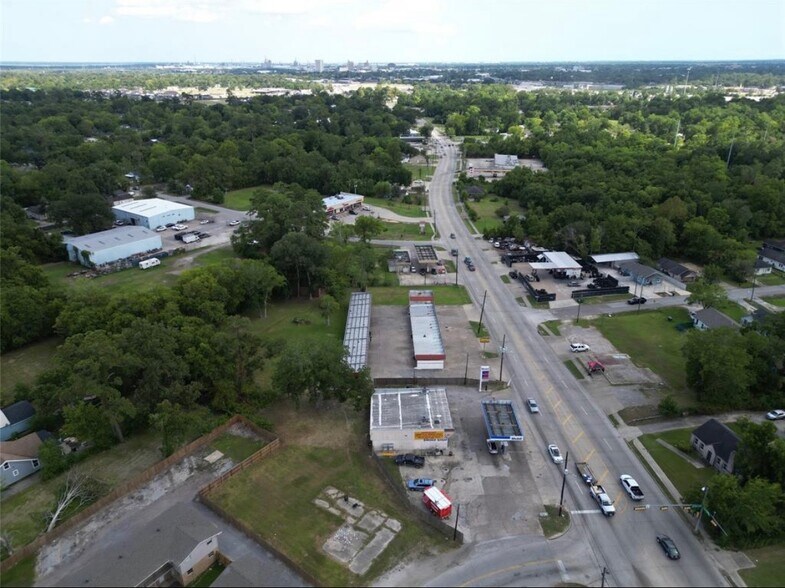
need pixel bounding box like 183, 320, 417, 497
207, 402, 452, 586
590, 307, 692, 401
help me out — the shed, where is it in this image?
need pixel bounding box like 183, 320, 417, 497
65, 226, 162, 267
112, 198, 195, 229
590, 252, 640, 265
0, 400, 36, 441
753, 259, 772, 276
369, 388, 454, 453
690, 419, 740, 474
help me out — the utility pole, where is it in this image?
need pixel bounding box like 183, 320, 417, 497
477, 290, 488, 335
750, 274, 757, 302
463, 352, 469, 385
498, 334, 507, 383
601, 567, 609, 588
576, 297, 583, 324
453, 503, 461, 540
694, 485, 709, 533
558, 451, 569, 517
455, 248, 459, 286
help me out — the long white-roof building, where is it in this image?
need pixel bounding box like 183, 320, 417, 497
65, 226, 162, 267
343, 292, 371, 371
409, 290, 445, 370
112, 198, 195, 229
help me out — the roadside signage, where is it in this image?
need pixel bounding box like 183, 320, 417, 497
414, 430, 445, 440
479, 365, 490, 391
479, 337, 490, 343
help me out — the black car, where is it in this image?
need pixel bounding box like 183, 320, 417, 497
628, 297, 647, 305
394, 454, 425, 468
657, 535, 680, 560
509, 270, 518, 279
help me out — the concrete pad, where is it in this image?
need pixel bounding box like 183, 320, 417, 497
324, 486, 341, 498
384, 518, 402, 532
336, 498, 365, 518
349, 527, 398, 575
327, 507, 343, 517
313, 498, 330, 510
323, 523, 369, 565
356, 511, 385, 533
204, 450, 224, 464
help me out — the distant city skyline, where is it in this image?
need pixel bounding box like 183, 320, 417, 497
2, 0, 783, 64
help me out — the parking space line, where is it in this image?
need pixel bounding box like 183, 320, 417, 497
571, 430, 583, 444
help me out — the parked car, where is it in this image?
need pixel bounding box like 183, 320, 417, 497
114, 219, 125, 226
348, 209, 358, 215
165, 223, 176, 228
410, 265, 417, 273
451, 249, 458, 256
394, 454, 425, 468
619, 474, 645, 500
155, 225, 166, 232
627, 297, 647, 305
527, 399, 540, 414
171, 224, 187, 231
570, 343, 590, 353
547, 444, 563, 464
450, 233, 456, 239
199, 219, 210, 224
766, 409, 785, 420
657, 535, 681, 560
407, 478, 435, 491
587, 360, 605, 374
468, 264, 476, 272
567, 281, 582, 287
228, 219, 241, 226
509, 270, 519, 279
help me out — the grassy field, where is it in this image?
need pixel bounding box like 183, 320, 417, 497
0, 431, 162, 552
564, 360, 585, 380
0, 554, 36, 586
207, 403, 452, 586
761, 295, 785, 307
466, 197, 525, 235
713, 299, 748, 322
638, 430, 715, 498
376, 220, 433, 241
210, 432, 266, 463
740, 545, 785, 587
753, 271, 785, 286
0, 338, 62, 404
363, 197, 427, 218
368, 285, 471, 305
222, 185, 272, 211
403, 163, 436, 180
590, 308, 692, 400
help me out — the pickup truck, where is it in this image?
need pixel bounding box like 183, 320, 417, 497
590, 484, 616, 517
620, 474, 645, 501
575, 462, 595, 485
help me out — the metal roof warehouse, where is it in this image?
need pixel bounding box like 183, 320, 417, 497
343, 292, 371, 371
409, 290, 446, 370
369, 387, 454, 453
112, 198, 195, 229
65, 226, 162, 267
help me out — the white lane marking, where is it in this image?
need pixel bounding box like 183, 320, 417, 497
603, 438, 613, 451
557, 559, 570, 582
582, 405, 589, 415
571, 509, 602, 515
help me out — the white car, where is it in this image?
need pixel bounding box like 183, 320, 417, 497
155, 226, 166, 232
570, 343, 590, 353
766, 409, 785, 421
228, 219, 241, 226
527, 399, 540, 414
171, 224, 187, 231
199, 219, 210, 225
547, 444, 563, 464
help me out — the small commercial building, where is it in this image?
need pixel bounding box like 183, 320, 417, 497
618, 261, 664, 286
529, 251, 583, 278
369, 387, 454, 453
343, 292, 371, 372
112, 198, 195, 229
759, 246, 785, 272
494, 154, 519, 169
409, 290, 445, 370
323, 193, 364, 215
66, 226, 163, 267
388, 250, 411, 273
590, 252, 640, 267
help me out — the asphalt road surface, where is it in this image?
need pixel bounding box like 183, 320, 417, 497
395, 131, 731, 587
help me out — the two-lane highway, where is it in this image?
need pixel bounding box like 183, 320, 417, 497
415, 131, 729, 587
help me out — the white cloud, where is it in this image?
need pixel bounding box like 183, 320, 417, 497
353, 0, 454, 36
99, 15, 116, 25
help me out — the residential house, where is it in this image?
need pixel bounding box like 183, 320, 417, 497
658, 258, 698, 282
213, 554, 270, 587
0, 400, 36, 441
753, 259, 772, 276
1, 430, 52, 488
691, 308, 740, 331
60, 502, 221, 587
741, 307, 771, 327
759, 246, 785, 272
690, 419, 740, 474
617, 261, 664, 286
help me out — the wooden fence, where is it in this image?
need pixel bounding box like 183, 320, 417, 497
0, 414, 266, 572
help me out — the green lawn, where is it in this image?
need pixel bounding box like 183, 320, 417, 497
0, 338, 62, 404
210, 432, 265, 463
207, 445, 449, 586
376, 220, 433, 241
740, 545, 785, 587
363, 197, 427, 218
245, 299, 346, 348
761, 296, 785, 307
539, 505, 570, 538
192, 562, 226, 587
713, 299, 748, 322
542, 320, 562, 336
0, 554, 36, 586
564, 360, 585, 380
465, 197, 525, 235
222, 185, 268, 211
403, 163, 436, 179
0, 431, 162, 552
367, 285, 471, 306
590, 308, 692, 399
754, 271, 785, 286
638, 431, 716, 499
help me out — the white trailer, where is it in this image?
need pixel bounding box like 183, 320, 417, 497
139, 258, 161, 270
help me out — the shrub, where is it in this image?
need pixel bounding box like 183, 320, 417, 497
658, 395, 680, 418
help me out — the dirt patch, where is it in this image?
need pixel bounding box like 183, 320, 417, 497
261, 400, 358, 449
618, 404, 661, 424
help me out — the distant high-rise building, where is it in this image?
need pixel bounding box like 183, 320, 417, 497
315, 59, 323, 73
346, 60, 354, 72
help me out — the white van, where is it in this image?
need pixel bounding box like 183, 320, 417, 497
139, 258, 161, 270
570, 343, 590, 353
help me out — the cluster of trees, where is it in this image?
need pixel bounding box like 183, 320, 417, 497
0, 86, 415, 227
428, 89, 785, 278
683, 313, 785, 412
687, 419, 785, 547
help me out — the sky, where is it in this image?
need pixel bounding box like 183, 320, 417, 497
1, 0, 783, 64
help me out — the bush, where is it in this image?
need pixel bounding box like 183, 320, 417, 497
658, 395, 680, 418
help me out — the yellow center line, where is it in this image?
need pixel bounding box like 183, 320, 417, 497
598, 467, 610, 484
459, 559, 557, 587
563, 414, 574, 427
585, 448, 595, 462
571, 430, 583, 444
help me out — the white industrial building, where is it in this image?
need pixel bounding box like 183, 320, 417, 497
343, 292, 371, 371
112, 198, 195, 229
369, 388, 454, 453
409, 291, 445, 370
323, 193, 364, 215
529, 251, 583, 278
66, 226, 162, 267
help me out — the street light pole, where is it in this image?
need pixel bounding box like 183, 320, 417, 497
455, 248, 459, 286
750, 274, 757, 302
576, 297, 583, 324
558, 451, 570, 517
694, 485, 709, 533
499, 334, 507, 383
